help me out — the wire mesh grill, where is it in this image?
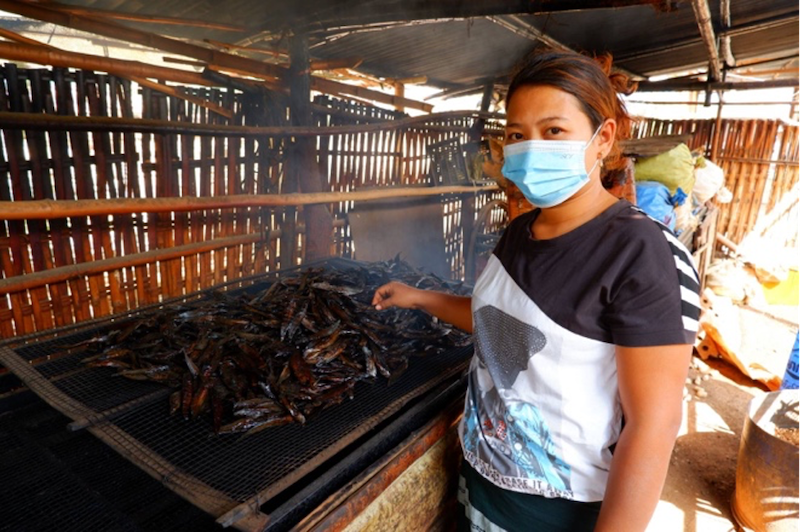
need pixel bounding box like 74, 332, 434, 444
2, 258, 473, 528
0, 418, 141, 532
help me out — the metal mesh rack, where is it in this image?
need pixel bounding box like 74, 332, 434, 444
0, 259, 473, 530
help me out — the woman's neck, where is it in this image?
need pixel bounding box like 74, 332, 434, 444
531, 180, 619, 240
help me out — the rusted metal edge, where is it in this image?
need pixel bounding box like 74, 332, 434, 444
295, 394, 465, 531
214, 361, 470, 529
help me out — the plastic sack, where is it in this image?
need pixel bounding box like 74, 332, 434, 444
635, 181, 678, 231
674, 201, 699, 236
634, 143, 696, 197
693, 157, 725, 203
705, 259, 755, 302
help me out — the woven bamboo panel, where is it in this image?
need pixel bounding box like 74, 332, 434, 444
0, 65, 500, 338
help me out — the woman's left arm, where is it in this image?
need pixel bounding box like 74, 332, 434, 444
594, 343, 693, 532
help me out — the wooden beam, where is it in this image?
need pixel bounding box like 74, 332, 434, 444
690, 0, 723, 81
203, 38, 286, 58
0, 0, 285, 79
311, 57, 364, 71
710, 93, 724, 161
636, 78, 799, 92
28, 1, 248, 32
394, 82, 405, 113
0, 40, 213, 87
719, 0, 734, 67
162, 56, 208, 68
311, 77, 433, 112
289, 32, 333, 261
0, 185, 500, 221
0, 34, 231, 118
618, 15, 799, 63
0, 109, 494, 137
733, 67, 799, 77
0, 0, 433, 112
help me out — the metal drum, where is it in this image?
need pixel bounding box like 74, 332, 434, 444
732, 389, 799, 531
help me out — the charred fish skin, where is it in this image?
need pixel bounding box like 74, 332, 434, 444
72, 258, 471, 436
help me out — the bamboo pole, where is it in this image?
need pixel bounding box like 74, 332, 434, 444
37, 2, 248, 32
0, 185, 499, 220
0, 232, 267, 296
0, 28, 233, 119
0, 41, 217, 87
0, 109, 485, 137
0, 0, 434, 112
0, 0, 285, 77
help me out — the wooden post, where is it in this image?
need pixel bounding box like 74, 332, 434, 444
394, 82, 405, 113
289, 32, 334, 262
475, 81, 494, 142
710, 92, 724, 161
464, 81, 494, 281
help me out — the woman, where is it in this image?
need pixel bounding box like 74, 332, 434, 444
372, 50, 700, 532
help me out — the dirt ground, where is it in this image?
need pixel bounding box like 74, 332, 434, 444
648, 303, 799, 532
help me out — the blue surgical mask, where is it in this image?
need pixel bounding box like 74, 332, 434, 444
501, 126, 602, 208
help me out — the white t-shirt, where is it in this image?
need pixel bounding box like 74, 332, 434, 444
459, 200, 700, 502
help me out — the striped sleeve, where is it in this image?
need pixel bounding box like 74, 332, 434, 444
659, 227, 701, 338
605, 206, 703, 347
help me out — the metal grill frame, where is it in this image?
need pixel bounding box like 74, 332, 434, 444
0, 258, 473, 530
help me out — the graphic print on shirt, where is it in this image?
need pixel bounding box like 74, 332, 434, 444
463, 305, 571, 492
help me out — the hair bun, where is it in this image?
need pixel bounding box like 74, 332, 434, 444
594, 53, 638, 96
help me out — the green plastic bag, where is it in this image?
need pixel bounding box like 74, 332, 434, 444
633, 143, 696, 197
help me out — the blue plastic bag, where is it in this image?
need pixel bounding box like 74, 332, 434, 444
635, 181, 682, 231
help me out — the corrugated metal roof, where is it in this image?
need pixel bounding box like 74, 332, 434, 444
311, 18, 532, 88
0, 0, 796, 92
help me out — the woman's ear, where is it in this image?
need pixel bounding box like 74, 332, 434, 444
598, 119, 617, 159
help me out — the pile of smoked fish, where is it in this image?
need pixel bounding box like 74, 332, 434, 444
67, 259, 472, 435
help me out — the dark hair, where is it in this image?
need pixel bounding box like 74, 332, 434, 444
505, 49, 637, 172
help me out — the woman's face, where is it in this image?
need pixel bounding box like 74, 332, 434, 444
504, 84, 613, 175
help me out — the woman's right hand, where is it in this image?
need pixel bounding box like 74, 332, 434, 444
371, 281, 422, 311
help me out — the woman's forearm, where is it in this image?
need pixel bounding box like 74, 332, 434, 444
594, 421, 680, 531
415, 291, 473, 333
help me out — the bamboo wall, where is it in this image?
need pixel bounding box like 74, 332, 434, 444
632, 117, 799, 247
6, 63, 792, 339
0, 64, 501, 338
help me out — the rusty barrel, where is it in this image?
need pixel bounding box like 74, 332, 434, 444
731, 389, 799, 531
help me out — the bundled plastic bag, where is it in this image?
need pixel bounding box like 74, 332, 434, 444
674, 201, 699, 235
635, 181, 686, 231
693, 157, 726, 204
633, 143, 696, 197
